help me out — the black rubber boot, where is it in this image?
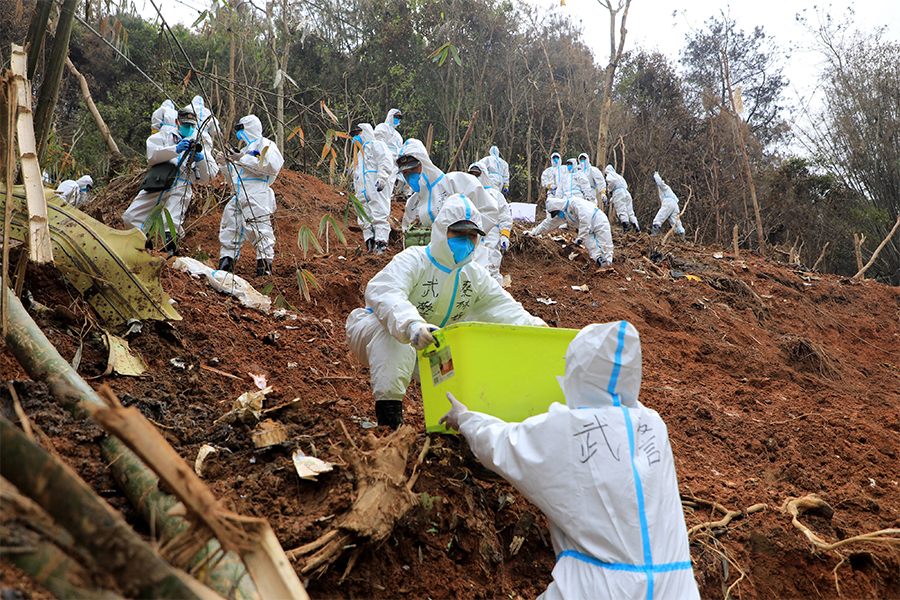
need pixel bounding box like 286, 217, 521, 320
374, 241, 388, 255
256, 259, 272, 277
366, 238, 375, 252
632, 222, 640, 233
375, 400, 404, 430
651, 224, 661, 236
621, 222, 631, 234
218, 256, 235, 272
163, 232, 178, 258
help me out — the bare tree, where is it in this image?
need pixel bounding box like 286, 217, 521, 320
594, 0, 632, 168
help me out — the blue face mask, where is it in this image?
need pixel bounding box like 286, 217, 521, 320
567, 163, 574, 172
393, 117, 400, 127
179, 124, 196, 138
552, 157, 560, 165
353, 135, 363, 145
406, 172, 421, 193
447, 235, 475, 263
236, 130, 249, 144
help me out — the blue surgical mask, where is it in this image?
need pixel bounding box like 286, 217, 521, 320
353, 135, 363, 145
567, 163, 574, 172
179, 124, 196, 138
406, 172, 421, 193
552, 157, 560, 165
447, 235, 475, 263
393, 117, 400, 127
236, 130, 249, 144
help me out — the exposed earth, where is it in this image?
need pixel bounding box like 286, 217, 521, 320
2, 167, 899, 599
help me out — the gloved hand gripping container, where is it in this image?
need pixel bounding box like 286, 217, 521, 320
417, 322, 579, 432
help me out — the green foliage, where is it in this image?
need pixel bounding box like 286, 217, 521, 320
144, 205, 177, 247
420, 492, 441, 512
296, 267, 319, 302
297, 225, 323, 259
318, 213, 347, 254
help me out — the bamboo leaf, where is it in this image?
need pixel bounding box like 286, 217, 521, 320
347, 193, 371, 223
163, 209, 178, 245
286, 124, 305, 146
261, 282, 274, 295
191, 10, 208, 28
318, 214, 347, 246
320, 100, 338, 124
296, 269, 310, 302
296, 225, 323, 259
450, 45, 461, 66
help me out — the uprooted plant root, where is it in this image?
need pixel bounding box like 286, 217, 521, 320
779, 335, 841, 381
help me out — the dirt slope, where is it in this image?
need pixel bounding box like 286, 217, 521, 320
2, 169, 899, 599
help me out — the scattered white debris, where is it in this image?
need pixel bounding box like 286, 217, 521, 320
249, 372, 268, 390
537, 298, 557, 305
292, 448, 334, 481
570, 285, 589, 292
568, 252, 579, 261
713, 252, 724, 259
170, 357, 188, 369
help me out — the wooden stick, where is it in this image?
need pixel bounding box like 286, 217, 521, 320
200, 364, 245, 381
64, 57, 120, 154
732, 224, 739, 258
812, 241, 829, 271
853, 233, 866, 276
447, 110, 478, 172
854, 215, 900, 280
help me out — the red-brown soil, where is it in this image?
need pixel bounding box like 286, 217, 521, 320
2, 168, 899, 599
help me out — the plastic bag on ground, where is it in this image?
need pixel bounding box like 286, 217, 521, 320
171, 256, 271, 313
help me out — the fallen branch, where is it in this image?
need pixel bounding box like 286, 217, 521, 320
1, 416, 222, 599
64, 56, 120, 155
683, 495, 768, 540
854, 215, 900, 280
812, 241, 829, 271
660, 187, 691, 246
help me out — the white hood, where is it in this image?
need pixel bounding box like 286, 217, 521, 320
384, 108, 402, 129
398, 138, 444, 184
76, 175, 94, 189
427, 194, 484, 270
357, 122, 376, 144
151, 100, 177, 132
558, 321, 642, 409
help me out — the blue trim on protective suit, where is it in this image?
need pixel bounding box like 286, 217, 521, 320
424, 173, 445, 223
439, 270, 462, 327
425, 247, 451, 274
557, 551, 691, 574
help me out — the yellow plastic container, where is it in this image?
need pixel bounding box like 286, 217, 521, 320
417, 322, 579, 433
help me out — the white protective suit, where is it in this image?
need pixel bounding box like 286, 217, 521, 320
454, 321, 700, 600
578, 153, 606, 207
346, 195, 545, 401
218, 115, 284, 261
189, 95, 221, 139
532, 196, 614, 266
540, 153, 563, 197
652, 172, 685, 235
352, 123, 394, 244
605, 166, 640, 230
123, 115, 218, 237
470, 159, 513, 284
398, 139, 500, 271
375, 109, 404, 193
54, 180, 79, 205
150, 100, 177, 134
480, 145, 510, 194
558, 159, 591, 201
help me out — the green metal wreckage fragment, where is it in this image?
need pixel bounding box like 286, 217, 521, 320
2, 184, 181, 325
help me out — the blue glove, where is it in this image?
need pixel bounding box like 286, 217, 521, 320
247, 150, 260, 157
193, 151, 205, 162
375, 180, 385, 192
176, 139, 192, 153
502, 185, 509, 195
499, 235, 509, 252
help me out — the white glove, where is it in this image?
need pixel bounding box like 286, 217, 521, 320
227, 149, 245, 162
439, 392, 468, 432
375, 179, 385, 192
499, 235, 509, 252
215, 152, 227, 167
573, 238, 584, 248
548, 184, 557, 192
409, 322, 439, 351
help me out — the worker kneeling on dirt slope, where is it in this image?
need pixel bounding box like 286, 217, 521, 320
527, 196, 614, 268
440, 321, 700, 600
216, 114, 284, 277
397, 138, 500, 272
123, 107, 218, 256
346, 195, 546, 429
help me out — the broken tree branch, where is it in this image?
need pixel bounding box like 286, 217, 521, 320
854, 215, 900, 280
64, 57, 120, 155
812, 241, 829, 272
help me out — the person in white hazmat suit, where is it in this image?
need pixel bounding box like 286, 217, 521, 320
440, 321, 700, 600
55, 175, 93, 208
558, 158, 591, 201
479, 145, 510, 195
374, 108, 404, 194
396, 138, 500, 271
350, 123, 394, 254
189, 95, 221, 139
346, 195, 546, 429
578, 153, 606, 207
540, 152, 563, 198
150, 99, 177, 134
123, 107, 218, 256
604, 165, 640, 233
215, 114, 284, 277
651, 172, 685, 237
527, 196, 614, 268
468, 161, 513, 284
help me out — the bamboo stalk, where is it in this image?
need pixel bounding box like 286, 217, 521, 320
1, 416, 220, 599
2, 285, 260, 600
64, 57, 120, 154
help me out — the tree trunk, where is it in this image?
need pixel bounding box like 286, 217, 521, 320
24, 0, 54, 81
854, 215, 900, 280
593, 0, 632, 167
34, 0, 78, 164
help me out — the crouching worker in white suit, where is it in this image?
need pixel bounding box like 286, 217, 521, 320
216, 114, 284, 277
346, 195, 546, 429
440, 321, 700, 600
527, 196, 614, 268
